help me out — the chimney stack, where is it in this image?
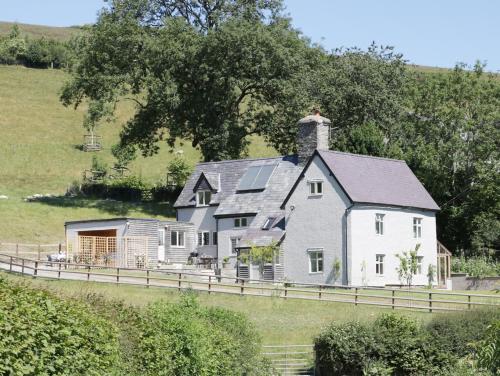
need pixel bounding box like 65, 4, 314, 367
296, 110, 331, 165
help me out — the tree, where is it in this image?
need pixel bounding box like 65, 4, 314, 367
61, 0, 318, 162
395, 244, 420, 289
249, 241, 279, 276
401, 63, 500, 254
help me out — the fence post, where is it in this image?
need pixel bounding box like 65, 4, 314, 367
284, 284, 288, 299
22, 258, 25, 274
468, 295, 471, 310
208, 275, 211, 294
240, 279, 245, 295
354, 287, 358, 306
318, 285, 322, 300
16, 243, 19, 257
58, 262, 61, 279
429, 292, 433, 313
34, 261, 38, 278
9, 256, 12, 272
37, 244, 41, 260
146, 270, 150, 288
87, 265, 90, 281
178, 273, 182, 291
116, 268, 120, 284
392, 290, 395, 310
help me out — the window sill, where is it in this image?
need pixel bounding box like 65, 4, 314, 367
308, 194, 323, 198
171, 246, 186, 249
309, 271, 324, 275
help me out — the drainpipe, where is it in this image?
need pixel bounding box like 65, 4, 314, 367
345, 203, 354, 286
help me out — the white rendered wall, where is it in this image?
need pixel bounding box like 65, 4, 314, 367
282, 155, 350, 284
349, 206, 437, 287
177, 206, 217, 257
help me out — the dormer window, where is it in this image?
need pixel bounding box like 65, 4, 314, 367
197, 191, 211, 206
234, 217, 248, 228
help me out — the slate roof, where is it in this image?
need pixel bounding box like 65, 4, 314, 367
316, 150, 440, 211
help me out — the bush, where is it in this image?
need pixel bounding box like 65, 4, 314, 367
0, 277, 120, 375
133, 294, 270, 376
451, 256, 500, 278
107, 176, 150, 201
426, 309, 500, 358
151, 184, 183, 202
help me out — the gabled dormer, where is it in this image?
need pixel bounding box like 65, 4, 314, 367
193, 172, 220, 207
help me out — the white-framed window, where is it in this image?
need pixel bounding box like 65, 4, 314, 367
171, 230, 185, 248
375, 254, 385, 275
308, 249, 324, 273
234, 217, 248, 228
416, 256, 423, 274
230, 237, 241, 253
413, 218, 422, 238
212, 231, 218, 246
197, 231, 210, 246
308, 180, 323, 196
197, 191, 212, 206
375, 213, 385, 235
158, 229, 165, 246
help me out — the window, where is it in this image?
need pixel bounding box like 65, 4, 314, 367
212, 232, 218, 246
308, 249, 324, 273
375, 214, 385, 235
234, 217, 248, 228
158, 229, 165, 246
171, 230, 185, 248
376, 254, 385, 275
197, 191, 212, 206
197, 231, 210, 246
413, 218, 422, 238
230, 237, 241, 253
416, 256, 423, 274
308, 180, 323, 195
262, 217, 276, 230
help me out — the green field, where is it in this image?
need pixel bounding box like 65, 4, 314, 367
0, 65, 276, 243
0, 21, 82, 41
0, 271, 429, 344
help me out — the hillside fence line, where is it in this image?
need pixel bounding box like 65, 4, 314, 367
1, 252, 499, 313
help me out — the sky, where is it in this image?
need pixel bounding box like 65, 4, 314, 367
1, 0, 499, 71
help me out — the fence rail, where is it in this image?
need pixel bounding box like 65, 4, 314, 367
0, 253, 499, 313
263, 344, 314, 375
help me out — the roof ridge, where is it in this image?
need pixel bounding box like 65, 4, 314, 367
319, 149, 406, 163
197, 155, 290, 166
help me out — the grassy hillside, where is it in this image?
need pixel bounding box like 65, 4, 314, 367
0, 65, 276, 243
0, 21, 81, 41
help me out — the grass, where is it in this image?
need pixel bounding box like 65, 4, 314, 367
0, 271, 430, 344
0, 65, 277, 243
0, 21, 82, 41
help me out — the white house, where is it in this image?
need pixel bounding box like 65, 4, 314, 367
174, 113, 441, 287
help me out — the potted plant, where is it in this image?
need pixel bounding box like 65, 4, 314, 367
222, 256, 231, 269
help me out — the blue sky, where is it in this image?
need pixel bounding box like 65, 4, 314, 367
2, 0, 499, 71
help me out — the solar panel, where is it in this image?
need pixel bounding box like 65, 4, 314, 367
238, 164, 276, 191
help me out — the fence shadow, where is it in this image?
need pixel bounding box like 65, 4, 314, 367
28, 196, 175, 217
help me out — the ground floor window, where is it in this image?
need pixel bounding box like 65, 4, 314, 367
376, 254, 385, 275
230, 237, 241, 253
308, 249, 323, 273
416, 256, 424, 274
197, 231, 210, 246
171, 230, 185, 247
212, 232, 218, 245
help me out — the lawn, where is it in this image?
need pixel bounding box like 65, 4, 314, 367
1, 271, 430, 344
0, 65, 277, 243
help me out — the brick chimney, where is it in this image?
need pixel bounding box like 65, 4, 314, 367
296, 110, 331, 165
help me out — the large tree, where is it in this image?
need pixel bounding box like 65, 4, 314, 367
61, 0, 318, 161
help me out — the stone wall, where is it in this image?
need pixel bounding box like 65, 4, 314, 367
451, 273, 500, 290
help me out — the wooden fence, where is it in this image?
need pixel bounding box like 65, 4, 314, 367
0, 242, 64, 260
0, 253, 499, 313
263, 344, 314, 375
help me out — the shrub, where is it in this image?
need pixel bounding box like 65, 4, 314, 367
150, 184, 183, 202
0, 277, 120, 375
475, 319, 500, 373
134, 294, 270, 376
107, 176, 150, 201
426, 309, 500, 358
451, 255, 499, 278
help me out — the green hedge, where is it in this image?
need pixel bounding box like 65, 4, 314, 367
315, 310, 500, 376
0, 277, 120, 375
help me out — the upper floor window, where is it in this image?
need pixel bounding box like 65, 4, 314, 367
171, 230, 185, 248
308, 180, 323, 196
234, 217, 248, 228
197, 191, 212, 206
375, 254, 385, 275
308, 249, 324, 273
413, 218, 422, 238
375, 214, 385, 235
197, 231, 210, 246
